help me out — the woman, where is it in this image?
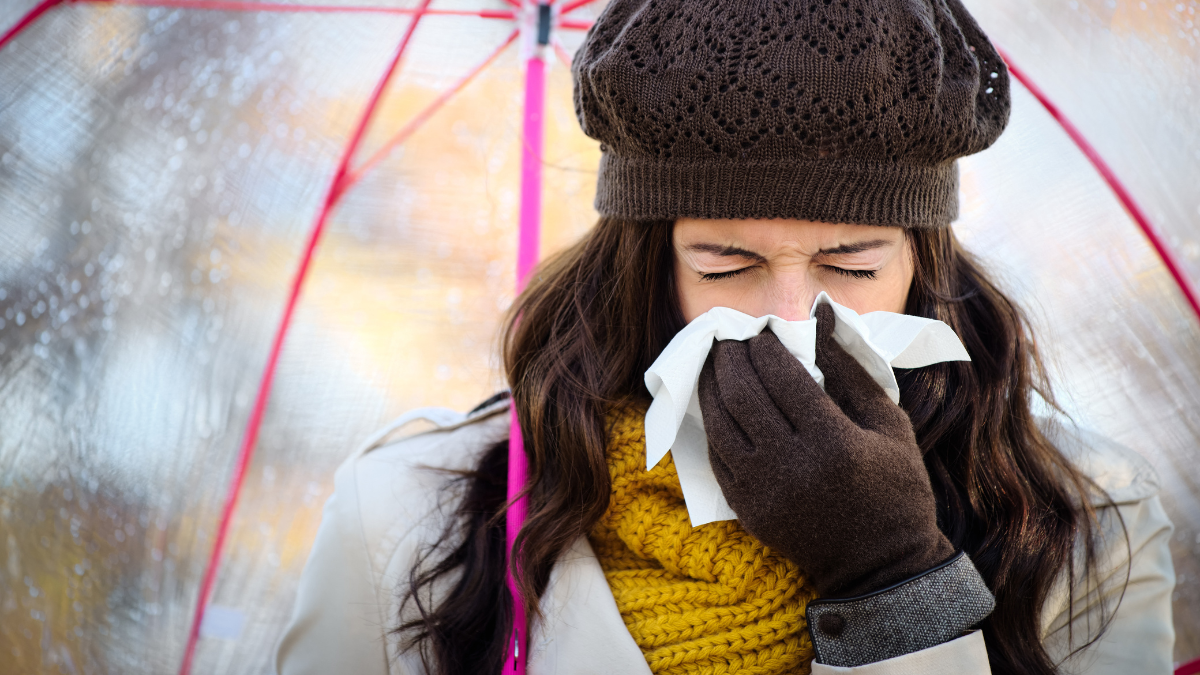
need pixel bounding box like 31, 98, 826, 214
274, 0, 1176, 673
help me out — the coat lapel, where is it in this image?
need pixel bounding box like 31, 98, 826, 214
527, 536, 652, 675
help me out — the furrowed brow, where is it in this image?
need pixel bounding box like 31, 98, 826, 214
816, 239, 893, 256
684, 243, 767, 262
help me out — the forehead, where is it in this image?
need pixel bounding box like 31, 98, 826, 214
673, 217, 904, 250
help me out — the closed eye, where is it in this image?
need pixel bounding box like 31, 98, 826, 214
826, 266, 878, 280
699, 267, 753, 282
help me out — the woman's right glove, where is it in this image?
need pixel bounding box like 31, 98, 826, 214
697, 302, 955, 599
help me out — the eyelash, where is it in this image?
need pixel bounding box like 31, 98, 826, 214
828, 266, 878, 280
699, 266, 878, 281
699, 268, 752, 282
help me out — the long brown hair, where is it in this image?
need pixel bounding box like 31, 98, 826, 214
395, 216, 1115, 675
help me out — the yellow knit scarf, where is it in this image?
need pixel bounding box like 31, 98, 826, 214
588, 403, 819, 675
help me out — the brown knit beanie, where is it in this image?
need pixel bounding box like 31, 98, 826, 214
571, 0, 1011, 228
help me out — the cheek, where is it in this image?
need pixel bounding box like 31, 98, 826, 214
887, 271, 912, 313
675, 267, 713, 323
678, 295, 704, 324
881, 250, 915, 313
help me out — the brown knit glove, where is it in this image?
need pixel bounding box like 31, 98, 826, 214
698, 303, 956, 599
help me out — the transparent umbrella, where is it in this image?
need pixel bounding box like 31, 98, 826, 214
0, 1, 1197, 674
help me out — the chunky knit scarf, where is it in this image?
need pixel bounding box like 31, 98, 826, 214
588, 404, 819, 675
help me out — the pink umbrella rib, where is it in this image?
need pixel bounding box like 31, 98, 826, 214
551, 35, 572, 69
0, 0, 516, 24
177, 1, 436, 674
1178, 656, 1200, 675
344, 28, 519, 190
997, 47, 1200, 324
0, 0, 64, 51
558, 18, 593, 30
91, 0, 515, 18
559, 0, 600, 15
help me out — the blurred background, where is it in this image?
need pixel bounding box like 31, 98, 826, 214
0, 0, 1197, 673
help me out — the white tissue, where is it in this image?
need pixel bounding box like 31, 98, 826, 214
643, 291, 971, 526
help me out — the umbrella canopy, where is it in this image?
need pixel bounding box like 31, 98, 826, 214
0, 1, 1197, 673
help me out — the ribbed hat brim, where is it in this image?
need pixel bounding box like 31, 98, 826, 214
594, 153, 960, 229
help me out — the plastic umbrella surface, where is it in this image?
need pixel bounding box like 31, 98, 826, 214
0, 1, 1198, 674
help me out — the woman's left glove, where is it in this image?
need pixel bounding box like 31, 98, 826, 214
697, 303, 956, 599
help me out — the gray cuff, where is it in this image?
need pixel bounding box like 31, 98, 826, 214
805, 551, 995, 667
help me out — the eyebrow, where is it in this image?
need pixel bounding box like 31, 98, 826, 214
684, 238, 894, 260
683, 243, 767, 262
815, 239, 894, 256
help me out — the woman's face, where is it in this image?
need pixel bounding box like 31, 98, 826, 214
673, 217, 915, 323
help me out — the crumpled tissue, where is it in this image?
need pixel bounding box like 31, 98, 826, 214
643, 291, 971, 526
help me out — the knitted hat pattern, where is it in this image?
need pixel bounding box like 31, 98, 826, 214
571, 0, 1011, 228
589, 403, 820, 674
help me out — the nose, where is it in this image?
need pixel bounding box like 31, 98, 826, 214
771, 305, 811, 322
763, 278, 817, 321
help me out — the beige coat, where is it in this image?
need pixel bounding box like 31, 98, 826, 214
273, 399, 1175, 675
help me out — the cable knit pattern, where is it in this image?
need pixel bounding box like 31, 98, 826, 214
589, 404, 820, 675
571, 0, 1011, 227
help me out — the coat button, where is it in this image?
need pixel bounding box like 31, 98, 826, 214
817, 613, 846, 638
